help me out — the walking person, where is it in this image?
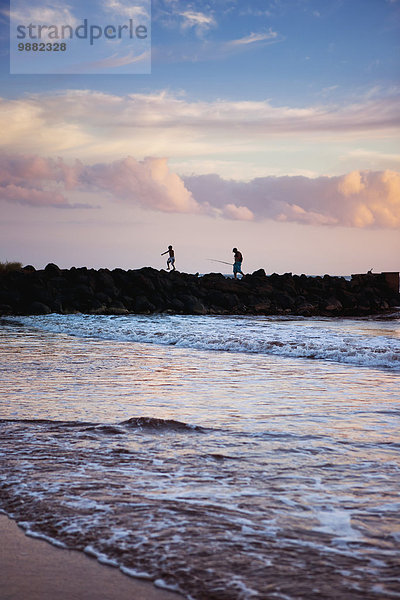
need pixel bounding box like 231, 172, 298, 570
232, 247, 244, 279
161, 245, 176, 271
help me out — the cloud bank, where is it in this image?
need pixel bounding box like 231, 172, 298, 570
1, 154, 399, 228
184, 170, 400, 228
1, 90, 398, 163
0, 154, 198, 212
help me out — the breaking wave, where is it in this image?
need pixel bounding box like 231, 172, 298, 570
0, 416, 206, 435
5, 313, 400, 371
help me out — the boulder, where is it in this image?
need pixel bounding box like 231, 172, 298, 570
44, 263, 61, 276
323, 297, 343, 312
28, 301, 51, 314
134, 295, 156, 313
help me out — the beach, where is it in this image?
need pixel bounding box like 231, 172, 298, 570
0, 515, 181, 600
1, 313, 399, 599
3, 0, 400, 595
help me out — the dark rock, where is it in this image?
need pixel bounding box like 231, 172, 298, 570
181, 294, 207, 315
252, 268, 266, 278
273, 291, 295, 310
0, 304, 13, 315
201, 273, 226, 286
323, 297, 343, 312
95, 269, 118, 293
49, 299, 63, 313
105, 306, 129, 315
95, 292, 112, 305
0, 290, 21, 306
0, 265, 398, 316
168, 298, 185, 312
134, 295, 156, 313
204, 290, 239, 310
44, 263, 61, 275
28, 301, 51, 314
253, 301, 272, 314
296, 302, 318, 317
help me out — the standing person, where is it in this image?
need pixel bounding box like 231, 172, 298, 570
232, 247, 244, 279
161, 245, 176, 271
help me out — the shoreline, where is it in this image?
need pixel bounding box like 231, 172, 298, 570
0, 514, 183, 600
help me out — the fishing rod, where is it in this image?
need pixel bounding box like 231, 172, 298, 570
208, 259, 233, 266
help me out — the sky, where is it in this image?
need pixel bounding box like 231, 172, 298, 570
1, 0, 399, 275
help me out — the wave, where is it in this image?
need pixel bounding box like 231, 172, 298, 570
0, 416, 206, 435
4, 313, 400, 371
120, 417, 205, 432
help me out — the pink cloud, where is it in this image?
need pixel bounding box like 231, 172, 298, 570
1, 153, 399, 228
0, 183, 67, 207
222, 203, 254, 221
184, 170, 400, 228
84, 156, 199, 212
0, 154, 198, 213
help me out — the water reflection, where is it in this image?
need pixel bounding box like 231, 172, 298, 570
1, 319, 400, 599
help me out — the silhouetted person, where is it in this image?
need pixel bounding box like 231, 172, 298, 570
161, 245, 176, 271
232, 247, 244, 279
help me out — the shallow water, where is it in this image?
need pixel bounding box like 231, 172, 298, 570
1, 314, 400, 599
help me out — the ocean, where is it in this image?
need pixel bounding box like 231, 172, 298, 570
1, 313, 400, 600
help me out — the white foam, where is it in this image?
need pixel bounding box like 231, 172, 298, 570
84, 545, 119, 566
120, 565, 152, 579
154, 578, 181, 592
25, 528, 67, 548
9, 314, 400, 371
314, 508, 362, 542
228, 575, 260, 598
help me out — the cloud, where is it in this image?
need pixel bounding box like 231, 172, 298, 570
227, 29, 278, 46
0, 154, 199, 213
344, 149, 400, 171
69, 50, 150, 72
0, 154, 87, 207
1, 153, 399, 229
1, 90, 399, 165
9, 1, 79, 26
179, 10, 215, 27
0, 183, 67, 207
338, 171, 366, 196
9, 0, 79, 43
222, 203, 254, 221
87, 156, 199, 212
103, 0, 149, 19
179, 10, 216, 35
184, 170, 400, 229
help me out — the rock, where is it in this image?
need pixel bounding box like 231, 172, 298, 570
253, 301, 271, 314
168, 298, 185, 312
95, 292, 112, 305
181, 294, 207, 315
296, 302, 318, 316
44, 263, 61, 276
324, 297, 343, 312
0, 265, 398, 316
105, 306, 129, 315
134, 295, 156, 313
28, 301, 51, 314
0, 290, 21, 306
205, 290, 239, 310
0, 304, 13, 315
273, 291, 295, 310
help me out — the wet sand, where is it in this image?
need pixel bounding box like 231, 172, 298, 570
0, 514, 183, 600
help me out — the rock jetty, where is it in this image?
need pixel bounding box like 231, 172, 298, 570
0, 264, 399, 317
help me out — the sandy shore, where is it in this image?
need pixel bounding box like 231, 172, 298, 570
0, 514, 183, 600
